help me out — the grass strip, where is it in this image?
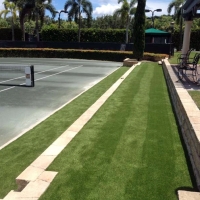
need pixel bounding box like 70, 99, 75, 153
188, 91, 200, 109
40, 63, 194, 200
0, 66, 129, 198
169, 51, 198, 64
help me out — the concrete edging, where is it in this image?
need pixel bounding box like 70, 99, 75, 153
162, 59, 200, 200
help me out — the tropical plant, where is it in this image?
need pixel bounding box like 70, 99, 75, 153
8, 0, 56, 41
0, 0, 19, 40
64, 0, 93, 42
133, 0, 146, 60
0, 18, 9, 27
113, 0, 137, 43
167, 0, 185, 50
91, 15, 122, 29
27, 0, 56, 41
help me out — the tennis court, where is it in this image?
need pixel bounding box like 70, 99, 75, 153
0, 58, 121, 149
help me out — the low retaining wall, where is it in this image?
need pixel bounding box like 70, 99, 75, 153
162, 59, 200, 191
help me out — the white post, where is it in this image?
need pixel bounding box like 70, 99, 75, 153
181, 21, 193, 55
25, 67, 32, 86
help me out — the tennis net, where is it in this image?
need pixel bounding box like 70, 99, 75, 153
0, 65, 34, 87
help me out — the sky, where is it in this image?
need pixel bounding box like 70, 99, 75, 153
0, 0, 173, 19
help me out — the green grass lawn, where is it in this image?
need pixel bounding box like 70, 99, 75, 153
169, 51, 198, 64
189, 91, 200, 109
0, 67, 129, 198
38, 63, 194, 200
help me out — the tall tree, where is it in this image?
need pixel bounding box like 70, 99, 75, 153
133, 0, 146, 60
0, 0, 19, 41
23, 0, 56, 41
64, 0, 93, 42
113, 0, 137, 43
8, 0, 56, 41
167, 0, 184, 50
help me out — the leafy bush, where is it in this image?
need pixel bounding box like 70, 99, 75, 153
0, 48, 168, 62
41, 28, 130, 43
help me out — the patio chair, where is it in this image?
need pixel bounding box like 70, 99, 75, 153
177, 48, 194, 67
178, 53, 200, 82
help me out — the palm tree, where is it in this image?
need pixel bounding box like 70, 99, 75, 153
0, 0, 19, 41
8, 0, 56, 41
24, 0, 56, 41
113, 0, 137, 43
167, 0, 185, 50
64, 0, 93, 42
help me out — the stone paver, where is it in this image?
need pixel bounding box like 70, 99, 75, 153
178, 190, 200, 200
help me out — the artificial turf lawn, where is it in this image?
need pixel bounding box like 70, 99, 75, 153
169, 51, 198, 64
189, 91, 200, 109
0, 66, 128, 198
40, 62, 194, 200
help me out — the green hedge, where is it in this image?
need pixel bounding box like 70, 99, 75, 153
0, 28, 22, 40
172, 29, 200, 51
0, 48, 168, 62
41, 28, 130, 43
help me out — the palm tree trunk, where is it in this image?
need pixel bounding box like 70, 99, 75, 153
11, 16, 14, 41
126, 16, 130, 43
36, 10, 40, 42
78, 5, 81, 42
179, 15, 183, 51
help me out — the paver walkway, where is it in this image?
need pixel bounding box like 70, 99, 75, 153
171, 64, 200, 91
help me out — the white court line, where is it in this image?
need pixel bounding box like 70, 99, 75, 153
0, 65, 69, 84
0, 65, 82, 93
35, 65, 82, 81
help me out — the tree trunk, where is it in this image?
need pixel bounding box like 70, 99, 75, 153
36, 11, 40, 42
78, 6, 81, 42
126, 16, 130, 44
11, 16, 14, 41
133, 0, 146, 60
179, 15, 183, 51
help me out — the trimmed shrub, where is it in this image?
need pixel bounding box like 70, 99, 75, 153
0, 48, 168, 62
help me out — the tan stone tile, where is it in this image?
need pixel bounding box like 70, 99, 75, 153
181, 98, 196, 103
195, 130, 200, 142
31, 155, 56, 170
67, 124, 84, 132
188, 116, 200, 124
178, 190, 200, 200
191, 124, 200, 131
186, 111, 200, 117
87, 107, 99, 113
38, 171, 57, 183
18, 179, 50, 198
73, 118, 88, 126
41, 145, 65, 156
61, 130, 77, 138
176, 88, 188, 93
3, 190, 19, 200
80, 113, 94, 121
52, 136, 72, 147
178, 93, 192, 100
184, 103, 199, 112
16, 166, 44, 182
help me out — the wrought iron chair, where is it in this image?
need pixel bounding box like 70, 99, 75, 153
178, 53, 200, 82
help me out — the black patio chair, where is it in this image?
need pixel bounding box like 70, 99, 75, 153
177, 48, 194, 67
178, 53, 200, 82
